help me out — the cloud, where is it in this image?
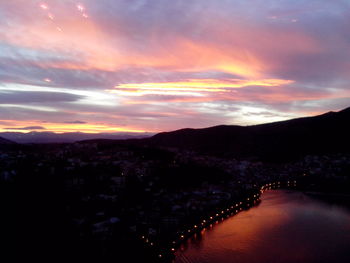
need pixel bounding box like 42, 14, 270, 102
110, 78, 294, 97
64, 120, 86, 124
0, 91, 83, 104
5, 126, 46, 130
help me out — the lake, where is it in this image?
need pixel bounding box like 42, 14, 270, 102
174, 190, 350, 263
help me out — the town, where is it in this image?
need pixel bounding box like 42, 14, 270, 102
4, 141, 350, 261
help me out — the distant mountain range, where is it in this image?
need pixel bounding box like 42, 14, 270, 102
0, 136, 16, 145
141, 107, 350, 161
0, 131, 153, 144
2, 107, 350, 161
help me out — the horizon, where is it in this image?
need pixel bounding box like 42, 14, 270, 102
1, 1, 350, 133
1, 106, 348, 137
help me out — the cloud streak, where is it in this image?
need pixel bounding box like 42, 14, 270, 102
5, 126, 46, 130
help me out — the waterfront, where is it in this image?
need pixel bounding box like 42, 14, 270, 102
175, 190, 350, 263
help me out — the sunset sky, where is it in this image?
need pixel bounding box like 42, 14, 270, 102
1, 0, 349, 133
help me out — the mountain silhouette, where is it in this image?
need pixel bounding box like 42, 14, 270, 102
144, 107, 350, 161
0, 136, 16, 145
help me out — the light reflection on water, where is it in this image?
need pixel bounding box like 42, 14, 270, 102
175, 190, 350, 263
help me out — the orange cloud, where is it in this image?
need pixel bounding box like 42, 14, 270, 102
109, 78, 294, 97
0, 5, 266, 78
0, 1, 321, 81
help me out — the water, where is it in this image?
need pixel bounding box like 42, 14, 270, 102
175, 190, 350, 263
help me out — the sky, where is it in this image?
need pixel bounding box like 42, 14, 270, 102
0, 0, 349, 133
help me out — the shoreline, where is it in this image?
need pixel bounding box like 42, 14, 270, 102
151, 181, 298, 262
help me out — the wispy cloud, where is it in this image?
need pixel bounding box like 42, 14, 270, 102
5, 126, 46, 130
64, 120, 87, 124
